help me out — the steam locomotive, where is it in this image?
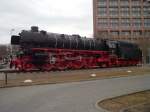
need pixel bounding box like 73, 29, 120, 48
10, 26, 142, 71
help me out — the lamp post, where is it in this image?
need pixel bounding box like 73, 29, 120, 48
10, 29, 15, 55
10, 29, 15, 36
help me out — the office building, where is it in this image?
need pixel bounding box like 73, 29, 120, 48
93, 0, 150, 40
93, 0, 150, 63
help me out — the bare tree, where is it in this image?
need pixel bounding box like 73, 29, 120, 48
0, 45, 8, 58
136, 37, 150, 64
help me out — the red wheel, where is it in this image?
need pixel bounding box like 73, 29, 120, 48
24, 63, 33, 71
102, 63, 107, 68
84, 62, 91, 69
42, 64, 53, 71
72, 61, 83, 69
57, 63, 68, 71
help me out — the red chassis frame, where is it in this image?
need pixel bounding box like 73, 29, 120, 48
10, 48, 141, 71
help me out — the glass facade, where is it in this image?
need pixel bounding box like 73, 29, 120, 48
121, 19, 130, 27
97, 7, 107, 16
95, 0, 150, 38
131, 7, 141, 17
110, 18, 119, 27
109, 0, 118, 7
144, 19, 150, 27
133, 18, 142, 27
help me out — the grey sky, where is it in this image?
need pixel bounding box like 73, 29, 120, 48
0, 0, 93, 44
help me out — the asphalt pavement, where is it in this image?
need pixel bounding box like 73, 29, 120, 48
0, 74, 150, 112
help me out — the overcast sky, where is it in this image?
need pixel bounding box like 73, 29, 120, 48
0, 0, 93, 44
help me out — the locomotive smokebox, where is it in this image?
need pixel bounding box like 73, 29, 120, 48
31, 26, 39, 32
11, 35, 20, 45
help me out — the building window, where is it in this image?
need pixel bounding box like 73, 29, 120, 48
133, 31, 141, 36
120, 8, 130, 16
143, 7, 150, 17
121, 23, 130, 27
121, 31, 130, 36
110, 23, 119, 27
132, 7, 141, 11
131, 7, 141, 17
131, 11, 141, 17
110, 18, 119, 23
97, 8, 107, 16
98, 18, 108, 23
121, 19, 130, 27
98, 31, 108, 37
143, 0, 150, 7
109, 0, 118, 7
120, 7, 130, 12
120, 7, 130, 16
131, 0, 141, 7
132, 18, 141, 27
144, 19, 150, 27
98, 19, 108, 28
109, 11, 119, 16
109, 7, 119, 16
97, 0, 106, 6
120, 12, 130, 16
110, 19, 119, 27
120, 0, 129, 6
109, 7, 118, 11
97, 7, 107, 12
98, 11, 107, 16
98, 22, 108, 28
111, 31, 119, 36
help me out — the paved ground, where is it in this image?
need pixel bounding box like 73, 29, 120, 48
0, 74, 150, 112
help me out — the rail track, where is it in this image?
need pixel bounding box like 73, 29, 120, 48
0, 66, 141, 74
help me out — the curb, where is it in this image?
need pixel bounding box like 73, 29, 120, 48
95, 90, 150, 112
95, 99, 111, 112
